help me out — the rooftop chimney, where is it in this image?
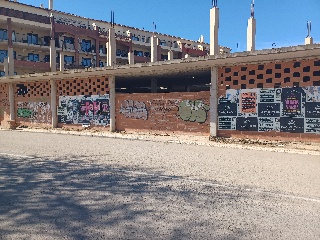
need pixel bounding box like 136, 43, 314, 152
247, 0, 256, 51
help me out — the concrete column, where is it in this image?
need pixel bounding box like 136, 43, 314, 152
109, 75, 116, 132
7, 18, 12, 48
210, 7, 219, 55
74, 36, 79, 67
50, 39, 56, 72
151, 36, 158, 63
9, 83, 15, 121
168, 50, 173, 60
95, 38, 100, 67
305, 37, 313, 45
128, 51, 134, 65
151, 78, 157, 93
210, 66, 218, 137
107, 28, 116, 66
50, 80, 58, 128
247, 17, 256, 51
4, 58, 9, 77
7, 47, 14, 76
59, 51, 64, 71
49, 0, 53, 10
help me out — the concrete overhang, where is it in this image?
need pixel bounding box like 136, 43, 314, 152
1, 44, 320, 83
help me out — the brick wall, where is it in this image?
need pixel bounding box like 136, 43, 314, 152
116, 92, 210, 135
15, 81, 51, 127
0, 83, 10, 125
56, 77, 110, 129
217, 58, 320, 142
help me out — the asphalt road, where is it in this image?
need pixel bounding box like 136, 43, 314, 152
0, 130, 319, 240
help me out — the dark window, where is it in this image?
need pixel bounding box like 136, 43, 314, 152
0, 71, 5, 77
266, 69, 272, 74
266, 78, 272, 83
284, 77, 290, 83
0, 50, 8, 62
134, 50, 143, 57
293, 62, 301, 68
233, 80, 238, 85
303, 76, 310, 82
241, 75, 246, 80
43, 36, 50, 46
81, 39, 91, 52
0, 29, 8, 40
82, 58, 92, 67
64, 55, 74, 65
257, 83, 263, 88
275, 73, 281, 78
249, 79, 255, 84
275, 64, 281, 69
131, 35, 139, 41
293, 72, 300, 77
249, 70, 255, 75
44, 55, 50, 62
99, 61, 104, 67
258, 65, 264, 70
233, 72, 238, 76
28, 53, 39, 61
225, 76, 231, 81
257, 74, 263, 79
284, 68, 290, 73
314, 81, 320, 86
293, 82, 299, 87
225, 68, 231, 73
241, 84, 246, 89
303, 66, 310, 72
313, 71, 320, 76
314, 60, 320, 67
161, 54, 168, 60
274, 83, 281, 88
144, 52, 150, 57
99, 45, 106, 54
27, 33, 38, 45
241, 67, 247, 71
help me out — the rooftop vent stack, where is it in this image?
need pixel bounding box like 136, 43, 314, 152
210, 0, 219, 55
49, 0, 53, 10
247, 0, 256, 51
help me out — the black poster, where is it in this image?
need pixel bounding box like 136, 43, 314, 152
305, 102, 320, 118
218, 103, 237, 116
236, 117, 258, 131
280, 117, 304, 133
258, 103, 281, 117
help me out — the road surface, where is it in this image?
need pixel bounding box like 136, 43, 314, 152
0, 130, 319, 239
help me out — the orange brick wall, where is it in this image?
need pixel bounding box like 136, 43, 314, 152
217, 58, 320, 142
15, 81, 52, 127
56, 77, 110, 129
116, 92, 210, 135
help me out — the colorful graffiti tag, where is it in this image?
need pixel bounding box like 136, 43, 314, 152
17, 102, 51, 124
120, 100, 148, 120
178, 100, 210, 123
218, 87, 320, 134
58, 95, 110, 126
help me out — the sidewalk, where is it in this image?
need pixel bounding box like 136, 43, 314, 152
2, 126, 319, 156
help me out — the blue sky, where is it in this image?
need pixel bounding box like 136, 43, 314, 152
19, 0, 320, 52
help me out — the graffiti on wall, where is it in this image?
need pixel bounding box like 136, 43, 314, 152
218, 87, 320, 134
178, 100, 210, 123
17, 102, 51, 124
119, 98, 210, 124
58, 95, 110, 126
120, 100, 148, 120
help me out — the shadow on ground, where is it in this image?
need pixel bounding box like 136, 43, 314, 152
0, 154, 261, 239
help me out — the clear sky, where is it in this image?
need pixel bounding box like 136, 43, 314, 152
18, 0, 320, 52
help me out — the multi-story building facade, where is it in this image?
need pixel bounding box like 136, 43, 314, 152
0, 0, 230, 77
